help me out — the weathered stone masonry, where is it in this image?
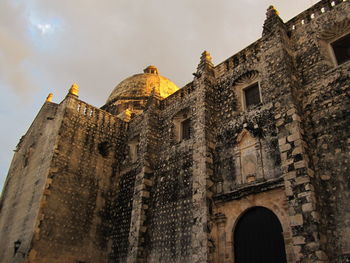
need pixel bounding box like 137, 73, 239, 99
0, 0, 349, 262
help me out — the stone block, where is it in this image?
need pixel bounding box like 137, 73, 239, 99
290, 214, 303, 226
285, 171, 297, 180
274, 113, 281, 119
292, 146, 303, 155
294, 160, 307, 169
287, 108, 296, 116
140, 190, 150, 198
292, 114, 301, 122
276, 119, 284, 127
293, 236, 306, 245
278, 137, 287, 146
280, 143, 291, 152
295, 176, 310, 185
142, 178, 153, 186
287, 133, 301, 142
302, 202, 314, 212
316, 250, 328, 260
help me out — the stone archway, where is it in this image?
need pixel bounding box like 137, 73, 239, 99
233, 206, 287, 263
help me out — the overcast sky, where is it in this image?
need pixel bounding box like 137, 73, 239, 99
0, 0, 318, 191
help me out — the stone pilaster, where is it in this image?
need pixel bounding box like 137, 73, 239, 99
127, 106, 158, 263
127, 167, 153, 263
214, 213, 227, 263
275, 104, 327, 262
191, 51, 217, 263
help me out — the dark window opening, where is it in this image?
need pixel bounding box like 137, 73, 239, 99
181, 119, 191, 140
332, 33, 350, 65
244, 83, 261, 109
233, 56, 239, 67
24, 156, 29, 167
98, 141, 110, 157
14, 240, 21, 255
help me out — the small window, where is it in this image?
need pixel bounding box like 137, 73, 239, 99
181, 119, 191, 140
244, 83, 261, 109
98, 141, 110, 157
14, 240, 21, 255
331, 33, 350, 65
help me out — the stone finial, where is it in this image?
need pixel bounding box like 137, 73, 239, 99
69, 83, 79, 96
262, 5, 285, 37
200, 50, 213, 67
201, 50, 212, 63
266, 5, 279, 17
195, 50, 214, 77
117, 108, 133, 122
46, 93, 53, 102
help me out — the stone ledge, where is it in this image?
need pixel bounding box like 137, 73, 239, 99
213, 177, 284, 203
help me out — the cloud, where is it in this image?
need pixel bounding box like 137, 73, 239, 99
0, 0, 34, 95
0, 0, 315, 190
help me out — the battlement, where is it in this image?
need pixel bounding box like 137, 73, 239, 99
286, 0, 347, 32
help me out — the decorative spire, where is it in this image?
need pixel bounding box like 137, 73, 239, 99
200, 50, 213, 67
69, 83, 79, 96
262, 5, 285, 37
46, 93, 53, 102
195, 50, 214, 77
267, 5, 279, 17
117, 108, 133, 122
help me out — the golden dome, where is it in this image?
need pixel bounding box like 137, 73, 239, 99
106, 66, 179, 104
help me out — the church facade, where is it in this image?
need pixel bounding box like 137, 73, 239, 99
0, 0, 350, 262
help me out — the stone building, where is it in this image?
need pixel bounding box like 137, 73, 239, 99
0, 0, 349, 262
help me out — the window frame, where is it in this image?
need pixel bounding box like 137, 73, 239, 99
242, 82, 262, 110
330, 32, 350, 66
173, 109, 192, 143
180, 118, 191, 141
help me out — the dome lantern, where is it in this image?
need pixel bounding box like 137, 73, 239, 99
143, 65, 159, 75
103, 66, 179, 117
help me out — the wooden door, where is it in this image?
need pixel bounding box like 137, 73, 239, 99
234, 206, 287, 263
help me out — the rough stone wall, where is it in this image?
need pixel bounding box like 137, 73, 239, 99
146, 148, 193, 262
28, 95, 126, 263
108, 114, 143, 263
290, 2, 350, 260
109, 169, 138, 262
144, 86, 197, 262
125, 108, 159, 263
211, 1, 350, 262
0, 102, 62, 263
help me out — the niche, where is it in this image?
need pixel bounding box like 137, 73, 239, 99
233, 129, 264, 184
98, 141, 111, 157
14, 240, 21, 255
128, 136, 139, 163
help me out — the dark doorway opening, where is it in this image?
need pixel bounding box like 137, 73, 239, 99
234, 206, 287, 263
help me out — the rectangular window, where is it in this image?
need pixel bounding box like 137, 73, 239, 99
332, 33, 350, 65
181, 119, 191, 140
244, 83, 261, 109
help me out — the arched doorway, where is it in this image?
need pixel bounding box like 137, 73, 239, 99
233, 206, 287, 263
